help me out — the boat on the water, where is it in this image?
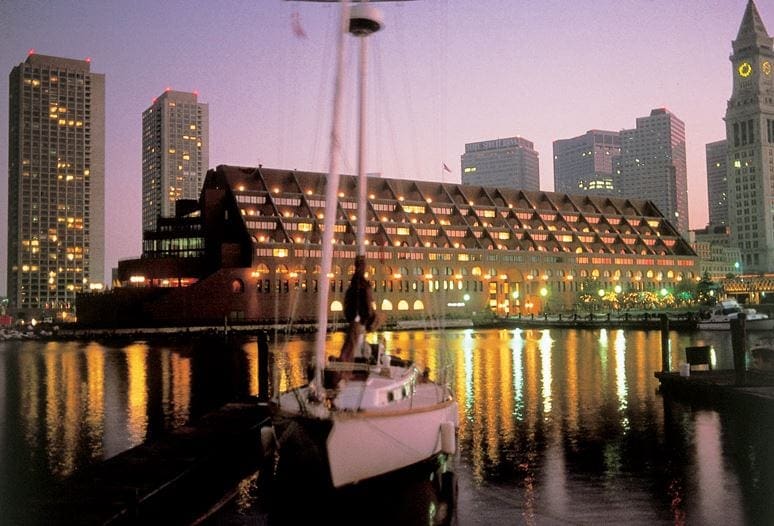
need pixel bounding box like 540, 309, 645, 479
265, 0, 458, 493
697, 299, 774, 331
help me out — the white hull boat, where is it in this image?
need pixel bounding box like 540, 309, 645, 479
273, 360, 457, 487
697, 299, 774, 331
267, 0, 458, 493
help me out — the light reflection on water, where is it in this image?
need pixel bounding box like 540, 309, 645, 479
0, 328, 772, 524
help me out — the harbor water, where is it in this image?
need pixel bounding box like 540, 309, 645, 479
1, 327, 772, 524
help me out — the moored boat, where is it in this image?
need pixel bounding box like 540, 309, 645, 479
697, 299, 774, 331
266, 0, 458, 492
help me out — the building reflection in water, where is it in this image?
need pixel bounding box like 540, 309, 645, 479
125, 343, 149, 445
1, 327, 769, 524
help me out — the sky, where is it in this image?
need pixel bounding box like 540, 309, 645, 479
1, 0, 771, 296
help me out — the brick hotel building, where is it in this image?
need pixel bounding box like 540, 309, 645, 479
78, 166, 697, 326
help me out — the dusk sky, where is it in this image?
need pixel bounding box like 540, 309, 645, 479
1, 0, 771, 295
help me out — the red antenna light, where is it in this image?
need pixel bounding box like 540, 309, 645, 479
28, 48, 36, 56
165, 86, 171, 92
193, 89, 199, 96
85, 57, 91, 63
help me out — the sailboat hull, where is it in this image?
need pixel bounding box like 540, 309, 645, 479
327, 399, 458, 487
273, 393, 458, 488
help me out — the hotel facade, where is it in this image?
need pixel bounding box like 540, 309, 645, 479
80, 165, 698, 326
7, 54, 105, 318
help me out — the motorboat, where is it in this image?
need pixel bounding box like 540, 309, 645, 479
697, 299, 774, 331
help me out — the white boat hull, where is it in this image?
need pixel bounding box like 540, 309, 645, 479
273, 376, 458, 488
697, 318, 774, 331
326, 398, 458, 487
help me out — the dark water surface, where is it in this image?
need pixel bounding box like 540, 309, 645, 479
1, 328, 772, 524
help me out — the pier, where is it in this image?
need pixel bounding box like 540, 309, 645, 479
28, 400, 270, 525
654, 314, 774, 414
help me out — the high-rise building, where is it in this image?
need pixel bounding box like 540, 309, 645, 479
705, 140, 728, 226
553, 130, 621, 196
461, 137, 539, 190
142, 90, 209, 233
617, 108, 689, 234
724, 0, 774, 272
7, 53, 105, 317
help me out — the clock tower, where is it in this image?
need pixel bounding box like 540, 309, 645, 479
725, 0, 774, 272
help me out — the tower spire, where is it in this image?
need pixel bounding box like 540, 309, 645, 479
733, 0, 773, 54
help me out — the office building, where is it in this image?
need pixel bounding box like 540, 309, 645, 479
553, 130, 621, 196
461, 137, 539, 190
724, 0, 774, 272
705, 140, 728, 226
7, 53, 105, 318
142, 90, 209, 232
617, 108, 689, 235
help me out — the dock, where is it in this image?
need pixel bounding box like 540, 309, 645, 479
654, 312, 774, 414
654, 370, 774, 413
28, 399, 270, 525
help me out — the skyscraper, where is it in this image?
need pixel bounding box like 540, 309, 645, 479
7, 53, 105, 318
724, 0, 774, 272
142, 90, 209, 232
460, 137, 539, 190
553, 130, 621, 196
705, 140, 728, 226
617, 108, 689, 234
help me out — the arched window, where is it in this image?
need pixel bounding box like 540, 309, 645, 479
331, 300, 343, 312
413, 300, 424, 311
398, 300, 409, 311
231, 279, 244, 293
381, 299, 393, 311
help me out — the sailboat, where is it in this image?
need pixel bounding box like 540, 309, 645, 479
267, 1, 459, 491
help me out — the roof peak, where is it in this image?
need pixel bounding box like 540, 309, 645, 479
733, 0, 773, 54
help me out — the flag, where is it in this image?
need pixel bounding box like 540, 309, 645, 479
442, 162, 451, 173
291, 11, 307, 39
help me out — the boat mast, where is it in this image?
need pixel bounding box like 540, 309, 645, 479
308, 0, 385, 393
313, 0, 351, 392
352, 2, 383, 257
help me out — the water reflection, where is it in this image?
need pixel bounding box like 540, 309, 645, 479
0, 328, 771, 524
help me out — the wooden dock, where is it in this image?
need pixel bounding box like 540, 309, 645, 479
28, 400, 271, 525
654, 312, 774, 413
654, 370, 774, 413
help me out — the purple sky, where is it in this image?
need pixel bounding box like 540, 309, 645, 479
1, 0, 771, 295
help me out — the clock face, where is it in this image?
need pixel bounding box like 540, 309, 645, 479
738, 61, 753, 78
763, 61, 772, 76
